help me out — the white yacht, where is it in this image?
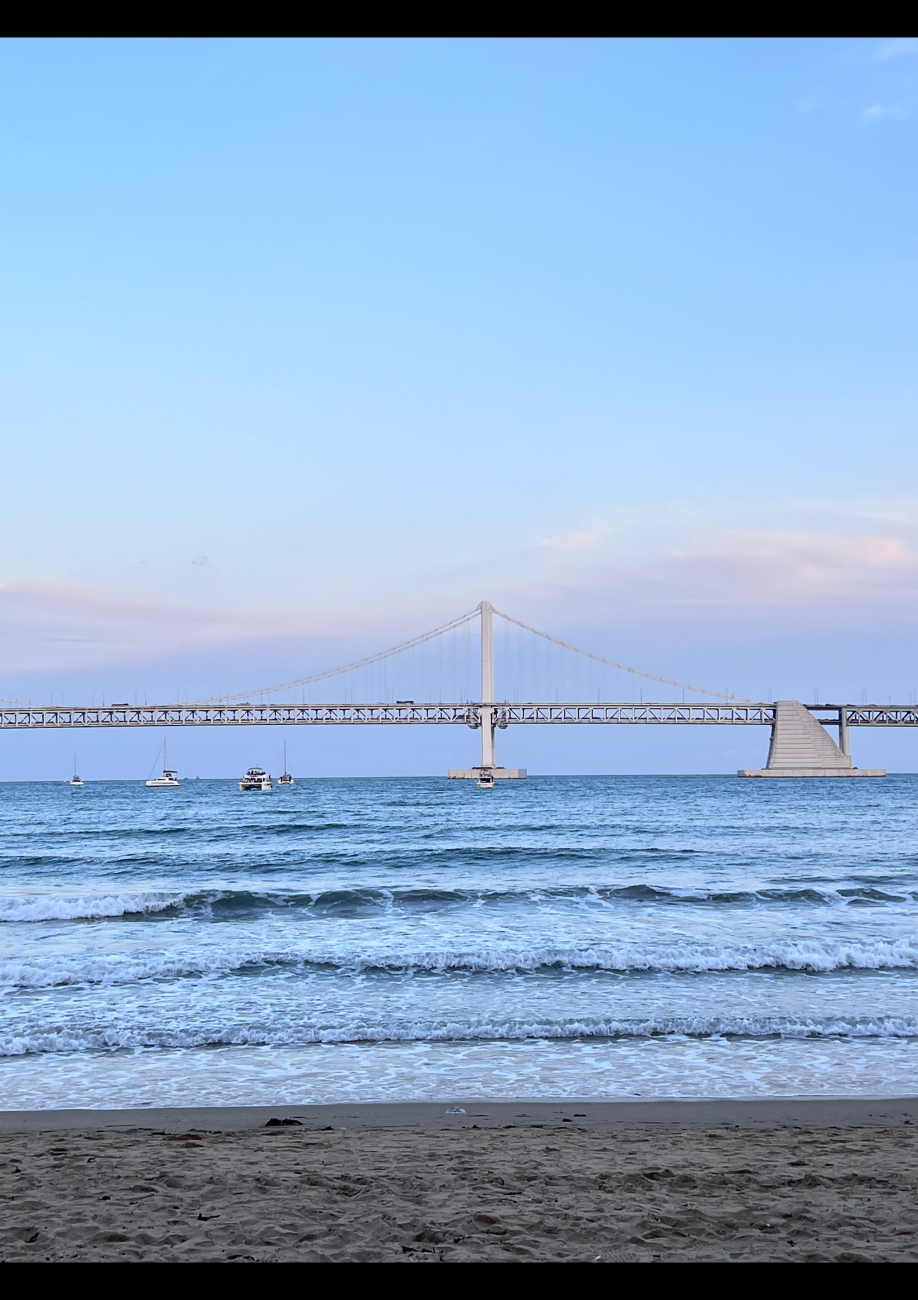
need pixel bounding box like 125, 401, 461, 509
278, 741, 294, 786
69, 756, 84, 787
146, 739, 180, 788
240, 766, 272, 792
477, 768, 495, 790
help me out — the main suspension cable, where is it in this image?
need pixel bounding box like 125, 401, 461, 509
491, 607, 752, 703
195, 607, 480, 704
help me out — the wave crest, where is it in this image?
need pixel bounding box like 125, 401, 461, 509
2, 1012, 917, 1057
3, 936, 918, 990
2, 881, 915, 924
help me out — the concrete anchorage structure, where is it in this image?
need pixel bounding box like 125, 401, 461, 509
448, 601, 527, 782
739, 699, 885, 778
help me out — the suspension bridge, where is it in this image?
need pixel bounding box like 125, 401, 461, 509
2, 602, 916, 778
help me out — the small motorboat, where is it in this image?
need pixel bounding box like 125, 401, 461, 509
146, 738, 180, 787
69, 756, 84, 786
240, 766, 272, 792
278, 741, 294, 786
477, 768, 495, 790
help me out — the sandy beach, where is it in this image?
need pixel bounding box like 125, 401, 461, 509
1, 1099, 916, 1262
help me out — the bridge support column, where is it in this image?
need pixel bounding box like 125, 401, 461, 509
839, 707, 850, 757
480, 705, 496, 768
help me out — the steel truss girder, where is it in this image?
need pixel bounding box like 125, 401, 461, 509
2, 702, 917, 730
495, 704, 776, 724
0, 704, 479, 729
835, 706, 918, 726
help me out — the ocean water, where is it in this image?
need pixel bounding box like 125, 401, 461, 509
1, 774, 916, 1109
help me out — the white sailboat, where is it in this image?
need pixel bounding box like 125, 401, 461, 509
69, 756, 84, 786
278, 740, 294, 786
146, 738, 180, 788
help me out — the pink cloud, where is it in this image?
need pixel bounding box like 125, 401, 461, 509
541, 526, 607, 552
669, 531, 918, 604
0, 580, 274, 672
530, 524, 918, 624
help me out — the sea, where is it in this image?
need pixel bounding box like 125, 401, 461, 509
1, 774, 916, 1110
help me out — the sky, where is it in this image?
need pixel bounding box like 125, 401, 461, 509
1, 37, 917, 777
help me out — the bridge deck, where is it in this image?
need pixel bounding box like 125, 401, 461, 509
2, 703, 916, 728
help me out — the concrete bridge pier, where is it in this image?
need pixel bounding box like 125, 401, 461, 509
739, 700, 885, 778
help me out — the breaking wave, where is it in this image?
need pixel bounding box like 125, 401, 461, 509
3, 936, 918, 990
3, 1012, 918, 1057
1, 881, 915, 924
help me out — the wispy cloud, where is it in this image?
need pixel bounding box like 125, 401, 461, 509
0, 580, 282, 672
876, 37, 918, 61
797, 87, 833, 115
530, 512, 918, 624
861, 103, 908, 121
540, 525, 607, 552
667, 530, 918, 606
0, 576, 475, 676
8, 496, 918, 678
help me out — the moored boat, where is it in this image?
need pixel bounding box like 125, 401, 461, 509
240, 766, 272, 792
278, 741, 294, 786
146, 739, 180, 787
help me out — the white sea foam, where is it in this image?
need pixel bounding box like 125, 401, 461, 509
2, 937, 918, 990
4, 1036, 916, 1111
0, 892, 188, 923
1, 882, 914, 923
2, 1012, 917, 1057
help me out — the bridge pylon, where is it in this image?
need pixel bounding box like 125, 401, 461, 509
447, 601, 527, 783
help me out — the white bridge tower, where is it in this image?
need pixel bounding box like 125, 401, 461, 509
448, 601, 527, 783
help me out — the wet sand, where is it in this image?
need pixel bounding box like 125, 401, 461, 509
1, 1099, 916, 1261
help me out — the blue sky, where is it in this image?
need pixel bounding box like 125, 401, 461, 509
1, 38, 917, 776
